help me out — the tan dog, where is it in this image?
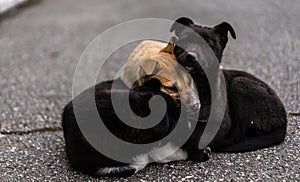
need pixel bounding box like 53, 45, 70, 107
121, 37, 200, 112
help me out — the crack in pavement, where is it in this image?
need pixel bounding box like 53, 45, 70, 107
287, 113, 300, 117
0, 127, 62, 136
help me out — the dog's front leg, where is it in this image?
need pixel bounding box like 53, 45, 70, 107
186, 147, 211, 162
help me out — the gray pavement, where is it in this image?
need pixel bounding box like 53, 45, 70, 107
0, 0, 299, 181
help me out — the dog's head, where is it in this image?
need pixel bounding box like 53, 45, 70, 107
170, 17, 236, 74
121, 38, 200, 112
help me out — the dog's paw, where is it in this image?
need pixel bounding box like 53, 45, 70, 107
188, 147, 211, 162
204, 147, 212, 158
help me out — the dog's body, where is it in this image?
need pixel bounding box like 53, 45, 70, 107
62, 39, 210, 177
62, 79, 188, 177
171, 17, 287, 153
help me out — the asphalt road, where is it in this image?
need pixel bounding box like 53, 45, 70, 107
0, 0, 299, 181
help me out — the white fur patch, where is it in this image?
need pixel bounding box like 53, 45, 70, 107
96, 166, 121, 175
187, 120, 192, 130
98, 144, 188, 175
149, 143, 188, 163
131, 143, 188, 173
131, 153, 149, 172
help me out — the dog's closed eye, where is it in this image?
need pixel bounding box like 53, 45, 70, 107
160, 86, 179, 98
161, 86, 178, 93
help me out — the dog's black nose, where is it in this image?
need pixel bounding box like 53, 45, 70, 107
186, 52, 198, 62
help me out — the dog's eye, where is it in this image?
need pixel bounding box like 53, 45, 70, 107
161, 86, 178, 93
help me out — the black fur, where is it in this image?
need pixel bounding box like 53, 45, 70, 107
62, 78, 176, 176
62, 78, 209, 177
171, 17, 287, 153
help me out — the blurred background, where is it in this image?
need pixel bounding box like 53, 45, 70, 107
0, 0, 28, 13
0, 0, 299, 181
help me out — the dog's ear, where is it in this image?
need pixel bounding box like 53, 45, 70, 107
170, 17, 194, 35
160, 36, 178, 58
214, 22, 236, 39
136, 61, 161, 86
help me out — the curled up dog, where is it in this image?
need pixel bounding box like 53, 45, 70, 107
170, 17, 287, 153
62, 37, 210, 177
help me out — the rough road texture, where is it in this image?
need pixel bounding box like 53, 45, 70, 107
0, 0, 299, 181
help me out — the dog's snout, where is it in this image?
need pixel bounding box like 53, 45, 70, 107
186, 52, 198, 62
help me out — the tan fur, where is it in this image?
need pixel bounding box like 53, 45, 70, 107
121, 38, 200, 110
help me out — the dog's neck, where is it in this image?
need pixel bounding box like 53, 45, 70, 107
192, 67, 224, 105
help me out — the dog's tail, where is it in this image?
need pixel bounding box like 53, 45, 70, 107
213, 126, 287, 153
92, 165, 136, 177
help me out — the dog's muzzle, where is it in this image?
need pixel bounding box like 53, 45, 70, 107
190, 98, 201, 112
192, 101, 201, 111
183, 93, 201, 114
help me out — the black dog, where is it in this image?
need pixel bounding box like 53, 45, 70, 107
170, 17, 287, 153
62, 78, 210, 177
